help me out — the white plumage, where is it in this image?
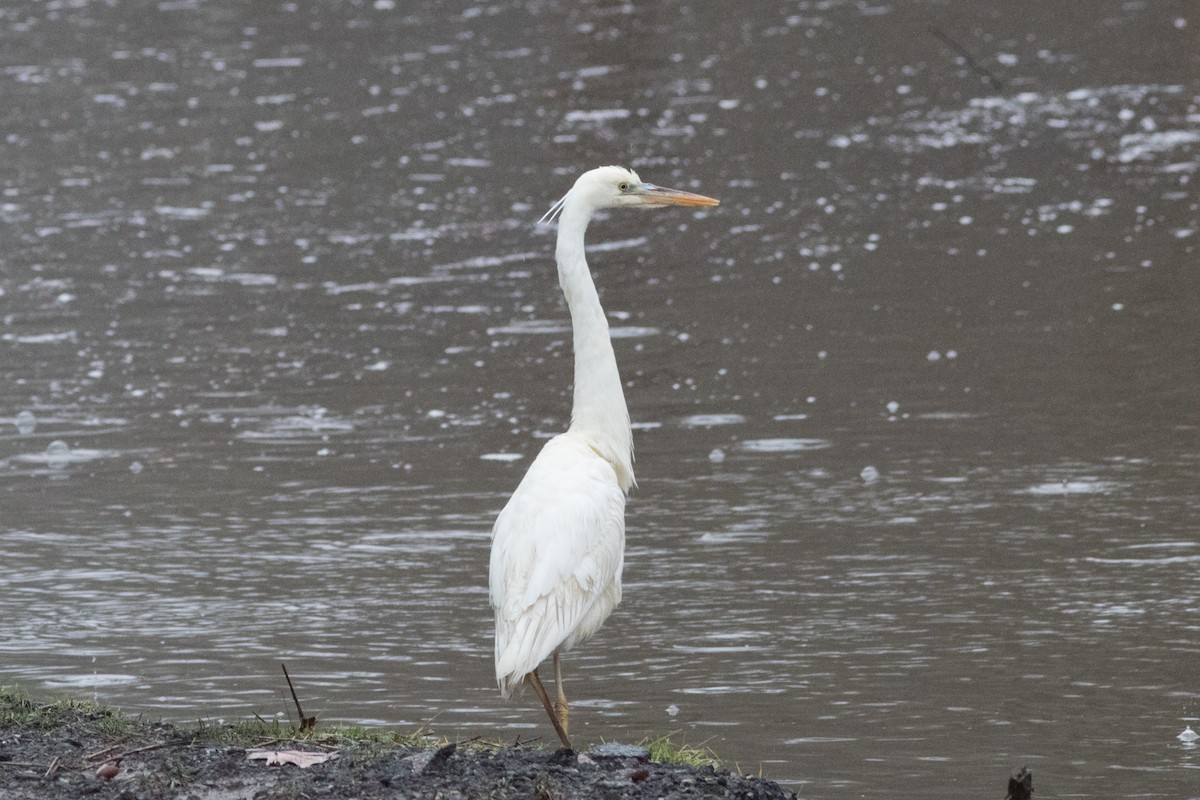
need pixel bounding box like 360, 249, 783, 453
490, 432, 625, 697
487, 166, 718, 747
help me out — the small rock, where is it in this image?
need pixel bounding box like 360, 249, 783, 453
1006, 767, 1033, 800
396, 744, 456, 776
397, 750, 433, 774
425, 742, 457, 773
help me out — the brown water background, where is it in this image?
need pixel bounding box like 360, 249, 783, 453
1, 2, 1198, 796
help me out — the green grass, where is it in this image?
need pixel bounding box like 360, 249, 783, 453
0, 683, 137, 735
639, 732, 722, 769
0, 683, 39, 724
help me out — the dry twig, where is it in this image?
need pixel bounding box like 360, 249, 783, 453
281, 663, 316, 732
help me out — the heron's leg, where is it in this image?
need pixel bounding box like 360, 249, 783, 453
553, 652, 569, 736
525, 670, 572, 749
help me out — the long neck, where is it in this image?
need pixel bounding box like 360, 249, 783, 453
555, 202, 635, 492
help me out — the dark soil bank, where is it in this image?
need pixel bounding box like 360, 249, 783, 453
0, 693, 796, 800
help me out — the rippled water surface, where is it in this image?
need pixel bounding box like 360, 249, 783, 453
2, 2, 1199, 797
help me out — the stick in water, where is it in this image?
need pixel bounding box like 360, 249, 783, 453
927, 24, 1005, 93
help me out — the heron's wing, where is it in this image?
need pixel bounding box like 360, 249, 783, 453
489, 433, 625, 693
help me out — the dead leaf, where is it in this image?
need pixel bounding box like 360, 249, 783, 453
246, 749, 335, 769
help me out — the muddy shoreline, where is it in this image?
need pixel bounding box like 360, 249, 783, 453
0, 688, 797, 799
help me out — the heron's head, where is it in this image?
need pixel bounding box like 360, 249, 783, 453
541, 166, 719, 224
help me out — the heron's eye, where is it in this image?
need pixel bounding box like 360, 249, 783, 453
618, 182, 629, 192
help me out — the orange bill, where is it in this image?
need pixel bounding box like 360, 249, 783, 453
639, 184, 720, 207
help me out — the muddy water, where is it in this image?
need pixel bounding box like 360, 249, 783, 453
2, 1, 1198, 797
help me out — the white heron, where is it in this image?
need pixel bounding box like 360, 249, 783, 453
488, 166, 719, 748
